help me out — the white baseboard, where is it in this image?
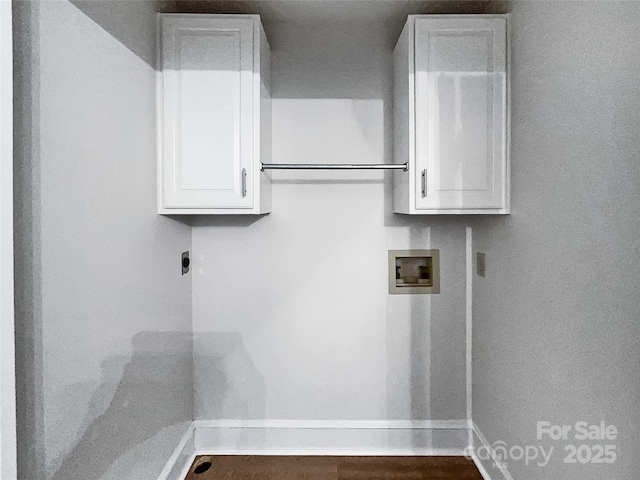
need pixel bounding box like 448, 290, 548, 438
157, 424, 196, 480
159, 420, 475, 479
193, 419, 470, 456
471, 422, 514, 480
192, 419, 469, 430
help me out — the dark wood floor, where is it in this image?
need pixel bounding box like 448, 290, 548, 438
185, 456, 483, 479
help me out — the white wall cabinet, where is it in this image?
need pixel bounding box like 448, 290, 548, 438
393, 15, 509, 215
158, 14, 271, 214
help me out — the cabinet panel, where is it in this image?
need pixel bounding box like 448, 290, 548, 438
160, 16, 255, 210
415, 17, 507, 209
393, 15, 509, 215
414, 17, 507, 211
180, 30, 240, 192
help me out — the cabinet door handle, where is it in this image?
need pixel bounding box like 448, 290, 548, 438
241, 168, 247, 197
421, 169, 427, 197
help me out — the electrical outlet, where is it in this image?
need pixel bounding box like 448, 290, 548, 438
181, 251, 190, 275
477, 252, 486, 277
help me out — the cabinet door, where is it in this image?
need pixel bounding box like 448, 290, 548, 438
161, 17, 254, 209
414, 17, 507, 210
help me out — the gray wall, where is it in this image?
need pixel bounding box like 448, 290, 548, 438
473, 1, 640, 479
13, 1, 193, 479
191, 21, 469, 424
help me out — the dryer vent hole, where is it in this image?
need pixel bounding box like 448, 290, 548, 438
194, 461, 212, 474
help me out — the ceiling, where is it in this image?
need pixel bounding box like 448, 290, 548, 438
164, 0, 503, 24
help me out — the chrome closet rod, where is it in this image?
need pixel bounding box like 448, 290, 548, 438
261, 163, 409, 171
